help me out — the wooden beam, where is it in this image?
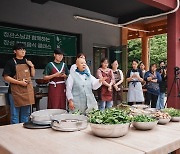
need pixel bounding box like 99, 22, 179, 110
147, 29, 167, 37
128, 35, 141, 40
147, 25, 167, 36
127, 19, 167, 39
137, 0, 177, 11
145, 19, 167, 28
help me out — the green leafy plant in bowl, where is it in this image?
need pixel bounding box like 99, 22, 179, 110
133, 115, 156, 122
88, 108, 132, 124
88, 108, 131, 137
162, 108, 180, 122
162, 108, 180, 117
132, 115, 157, 130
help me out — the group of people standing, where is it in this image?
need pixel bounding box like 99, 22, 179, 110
2, 43, 167, 124
43, 51, 126, 113
128, 60, 167, 109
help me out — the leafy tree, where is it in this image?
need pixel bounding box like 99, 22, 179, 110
149, 34, 167, 64
128, 38, 141, 68
127, 34, 167, 68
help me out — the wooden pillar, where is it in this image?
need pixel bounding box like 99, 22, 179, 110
121, 27, 128, 75
141, 33, 149, 71
167, 8, 180, 109
121, 27, 128, 101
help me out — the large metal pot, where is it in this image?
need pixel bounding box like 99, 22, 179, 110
30, 109, 67, 125
90, 123, 130, 138
51, 114, 88, 131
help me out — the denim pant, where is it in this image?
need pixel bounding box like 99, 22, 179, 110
156, 93, 165, 109
99, 101, 113, 110
9, 94, 31, 124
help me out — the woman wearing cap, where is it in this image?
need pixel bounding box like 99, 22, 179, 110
43, 49, 69, 109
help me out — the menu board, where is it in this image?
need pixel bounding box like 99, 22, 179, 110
0, 26, 77, 56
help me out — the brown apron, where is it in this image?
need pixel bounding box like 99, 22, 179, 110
11, 59, 35, 107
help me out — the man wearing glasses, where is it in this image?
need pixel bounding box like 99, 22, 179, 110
2, 43, 35, 124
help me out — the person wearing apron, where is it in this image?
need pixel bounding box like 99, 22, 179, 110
97, 58, 115, 110
66, 58, 104, 114
2, 43, 35, 124
43, 49, 69, 109
111, 60, 124, 106
126, 60, 144, 105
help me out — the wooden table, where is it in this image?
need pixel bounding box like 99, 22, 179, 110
107, 125, 180, 154
0, 124, 144, 154
0, 122, 179, 154
161, 122, 180, 131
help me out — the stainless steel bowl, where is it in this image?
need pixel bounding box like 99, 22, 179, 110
132, 121, 158, 130
30, 109, 67, 125
171, 117, 180, 122
51, 114, 88, 131
90, 123, 130, 138
158, 118, 170, 125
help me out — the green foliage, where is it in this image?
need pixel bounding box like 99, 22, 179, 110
149, 34, 167, 64
88, 108, 131, 124
127, 34, 167, 68
133, 115, 156, 122
162, 108, 180, 117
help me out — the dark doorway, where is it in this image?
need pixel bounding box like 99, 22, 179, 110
93, 47, 108, 76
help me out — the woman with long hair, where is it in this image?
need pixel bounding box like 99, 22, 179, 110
97, 58, 115, 110
139, 62, 146, 78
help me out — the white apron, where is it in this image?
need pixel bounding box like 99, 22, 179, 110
127, 71, 144, 102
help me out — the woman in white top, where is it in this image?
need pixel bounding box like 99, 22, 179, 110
126, 60, 144, 105
111, 60, 124, 106
70, 53, 90, 74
